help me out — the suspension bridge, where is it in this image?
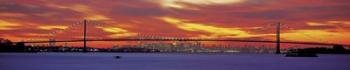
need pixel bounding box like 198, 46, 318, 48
14, 20, 350, 54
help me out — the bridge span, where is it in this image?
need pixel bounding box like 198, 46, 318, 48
17, 38, 350, 47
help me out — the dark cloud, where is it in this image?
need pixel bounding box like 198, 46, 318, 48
111, 7, 166, 16
0, 3, 50, 14
0, 2, 85, 25
236, 4, 350, 20
238, 9, 291, 20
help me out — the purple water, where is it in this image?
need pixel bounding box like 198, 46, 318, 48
0, 53, 349, 70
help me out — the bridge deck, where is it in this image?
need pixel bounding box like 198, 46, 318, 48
17, 38, 350, 47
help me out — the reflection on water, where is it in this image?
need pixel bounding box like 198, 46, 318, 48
0, 53, 349, 70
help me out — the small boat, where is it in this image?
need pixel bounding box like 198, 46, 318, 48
114, 56, 122, 59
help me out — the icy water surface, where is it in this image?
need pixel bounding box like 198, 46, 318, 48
0, 53, 349, 70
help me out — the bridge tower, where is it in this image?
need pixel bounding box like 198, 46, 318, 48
83, 19, 87, 52
276, 22, 281, 54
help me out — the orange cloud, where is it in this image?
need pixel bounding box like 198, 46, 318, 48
161, 17, 272, 38
306, 22, 329, 26
281, 30, 350, 44
304, 21, 350, 32
25, 33, 52, 37
47, 3, 110, 21
38, 25, 68, 30
307, 21, 350, 26
328, 21, 350, 25
0, 20, 21, 30
96, 26, 136, 38
153, 0, 244, 10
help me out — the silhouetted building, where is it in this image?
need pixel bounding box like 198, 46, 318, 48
287, 45, 350, 54
0, 38, 25, 52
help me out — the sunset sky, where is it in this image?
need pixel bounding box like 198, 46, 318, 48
0, 0, 350, 47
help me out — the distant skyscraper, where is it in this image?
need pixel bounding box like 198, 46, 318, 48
48, 38, 56, 47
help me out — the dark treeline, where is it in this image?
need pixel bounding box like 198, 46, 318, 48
288, 45, 350, 54
0, 38, 25, 52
